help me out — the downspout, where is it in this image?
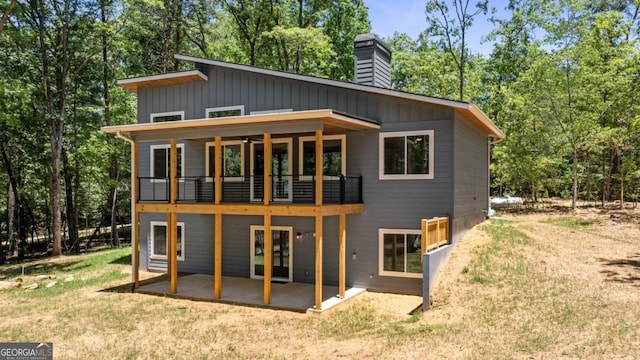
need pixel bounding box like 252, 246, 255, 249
115, 131, 138, 287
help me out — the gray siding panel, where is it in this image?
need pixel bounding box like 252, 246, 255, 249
452, 112, 490, 242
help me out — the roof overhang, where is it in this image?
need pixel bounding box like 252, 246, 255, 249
101, 109, 380, 141
116, 70, 208, 94
460, 105, 505, 139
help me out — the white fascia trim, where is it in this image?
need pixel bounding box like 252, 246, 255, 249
174, 54, 468, 110
116, 70, 208, 86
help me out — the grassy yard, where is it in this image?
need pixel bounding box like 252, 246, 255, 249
1, 208, 639, 359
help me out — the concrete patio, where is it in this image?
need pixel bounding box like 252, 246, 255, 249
137, 274, 366, 312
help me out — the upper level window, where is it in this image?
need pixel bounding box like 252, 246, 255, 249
250, 109, 293, 115
379, 229, 422, 278
298, 135, 346, 180
150, 111, 184, 123
379, 130, 434, 180
205, 141, 244, 181
150, 144, 184, 180
206, 105, 244, 118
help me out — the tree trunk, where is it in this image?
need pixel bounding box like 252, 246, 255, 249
572, 148, 578, 209
619, 163, 624, 210
173, 0, 183, 71
100, 0, 120, 247
111, 188, 119, 247
49, 147, 62, 256
62, 147, 79, 253
1, 144, 18, 256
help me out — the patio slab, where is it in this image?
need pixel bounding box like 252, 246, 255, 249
137, 274, 365, 312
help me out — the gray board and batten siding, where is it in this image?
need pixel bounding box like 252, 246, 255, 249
134, 61, 489, 295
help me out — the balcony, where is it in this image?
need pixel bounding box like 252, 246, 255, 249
137, 175, 363, 205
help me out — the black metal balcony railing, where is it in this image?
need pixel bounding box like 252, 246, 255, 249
137, 175, 363, 204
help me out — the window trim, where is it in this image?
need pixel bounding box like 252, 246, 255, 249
205, 140, 245, 182
205, 105, 245, 118
249, 108, 293, 115
378, 228, 423, 279
149, 143, 185, 182
298, 134, 346, 181
250, 225, 293, 282
379, 130, 434, 180
150, 111, 185, 123
149, 221, 185, 261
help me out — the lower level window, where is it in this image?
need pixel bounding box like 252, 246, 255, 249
379, 229, 422, 278
150, 221, 185, 261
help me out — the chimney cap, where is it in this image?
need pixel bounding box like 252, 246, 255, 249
354, 33, 392, 54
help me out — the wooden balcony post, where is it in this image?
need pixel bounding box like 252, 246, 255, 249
214, 136, 222, 205
315, 215, 323, 310
214, 212, 222, 298
315, 130, 323, 206
264, 213, 272, 304
421, 219, 427, 263
264, 133, 271, 205
132, 140, 140, 288
166, 212, 172, 276
169, 138, 178, 293
170, 212, 178, 294
338, 213, 346, 298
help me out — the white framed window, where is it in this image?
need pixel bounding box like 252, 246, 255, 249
379, 228, 422, 278
150, 144, 184, 181
298, 135, 346, 180
205, 140, 244, 182
379, 130, 434, 180
249, 109, 293, 115
150, 111, 184, 123
205, 105, 244, 118
150, 221, 185, 261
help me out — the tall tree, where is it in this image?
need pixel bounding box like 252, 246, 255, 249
221, 0, 273, 66
24, 0, 102, 254
322, 0, 370, 80
424, 0, 488, 101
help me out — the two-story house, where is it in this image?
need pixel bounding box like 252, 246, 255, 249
102, 34, 504, 311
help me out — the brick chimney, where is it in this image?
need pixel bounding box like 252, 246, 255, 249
354, 33, 392, 89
